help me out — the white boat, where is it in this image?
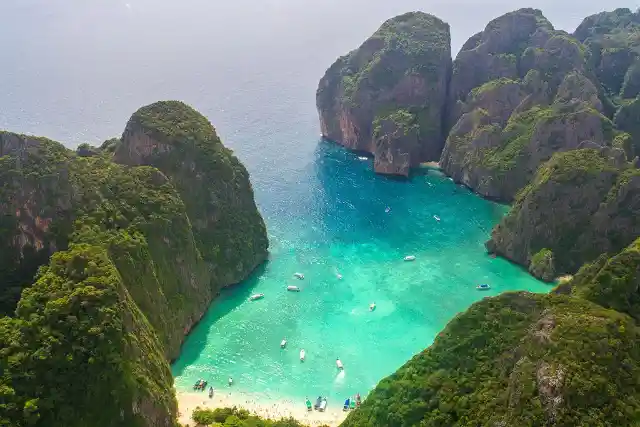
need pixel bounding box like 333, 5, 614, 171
318, 398, 328, 412
336, 358, 344, 370
287, 285, 301, 292
385, 207, 391, 213
404, 255, 416, 262
294, 273, 305, 280
336, 273, 343, 280
358, 156, 368, 161
249, 293, 264, 301
300, 349, 306, 361
369, 303, 376, 312
228, 377, 233, 386
280, 339, 287, 348
433, 215, 441, 222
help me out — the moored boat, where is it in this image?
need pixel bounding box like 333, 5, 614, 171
249, 293, 264, 301
300, 349, 306, 361
280, 338, 287, 348
287, 285, 300, 292
476, 284, 491, 290
404, 255, 416, 261
318, 397, 328, 412
369, 303, 376, 312
294, 272, 305, 280
336, 358, 344, 370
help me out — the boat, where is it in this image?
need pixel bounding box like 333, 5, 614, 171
336, 273, 343, 280
404, 255, 416, 262
313, 396, 323, 410
300, 349, 306, 361
356, 393, 361, 407
433, 215, 441, 222
385, 207, 391, 213
249, 293, 264, 301
358, 156, 368, 161
228, 377, 233, 386
350, 400, 356, 409
208, 387, 214, 398
305, 398, 312, 411
369, 303, 376, 312
287, 285, 301, 292
476, 284, 491, 290
280, 338, 287, 348
318, 398, 328, 412
343, 398, 350, 411
294, 272, 304, 280
336, 358, 344, 370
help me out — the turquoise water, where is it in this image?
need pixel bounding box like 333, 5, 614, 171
0, 0, 597, 408
171, 142, 550, 402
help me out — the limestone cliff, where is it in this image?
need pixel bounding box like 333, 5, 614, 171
0, 102, 268, 427
316, 12, 451, 177
574, 8, 640, 100
115, 101, 268, 287
440, 9, 611, 201
486, 148, 640, 279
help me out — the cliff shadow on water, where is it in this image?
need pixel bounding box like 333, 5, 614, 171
171, 260, 269, 375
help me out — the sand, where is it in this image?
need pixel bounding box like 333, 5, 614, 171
177, 390, 348, 427
419, 161, 441, 169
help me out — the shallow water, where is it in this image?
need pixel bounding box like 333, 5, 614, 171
171, 143, 550, 402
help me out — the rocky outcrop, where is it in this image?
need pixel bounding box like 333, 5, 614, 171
115, 101, 268, 287
486, 148, 640, 276
574, 8, 640, 98
317, 12, 451, 176
0, 102, 269, 427
447, 8, 554, 128
440, 10, 609, 201
440, 78, 609, 201
0, 132, 75, 315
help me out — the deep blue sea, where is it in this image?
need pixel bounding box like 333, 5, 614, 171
1, 0, 634, 408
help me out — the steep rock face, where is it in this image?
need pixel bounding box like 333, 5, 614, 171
486, 149, 640, 278
115, 101, 268, 286
341, 292, 640, 426
574, 8, 640, 99
0, 102, 269, 426
440, 76, 609, 201
316, 12, 451, 176
447, 8, 554, 128
0, 133, 75, 315
440, 11, 610, 201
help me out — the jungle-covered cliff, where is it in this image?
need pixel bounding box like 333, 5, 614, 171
336, 8, 640, 427
316, 12, 451, 177
0, 101, 268, 427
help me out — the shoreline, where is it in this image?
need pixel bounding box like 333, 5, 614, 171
178, 390, 349, 427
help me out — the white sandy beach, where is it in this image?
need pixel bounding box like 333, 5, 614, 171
178, 391, 348, 427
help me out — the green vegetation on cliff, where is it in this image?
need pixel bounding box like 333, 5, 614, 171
342, 291, 640, 426
570, 238, 640, 320
487, 148, 639, 278
118, 101, 268, 287
0, 102, 268, 426
317, 12, 452, 173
